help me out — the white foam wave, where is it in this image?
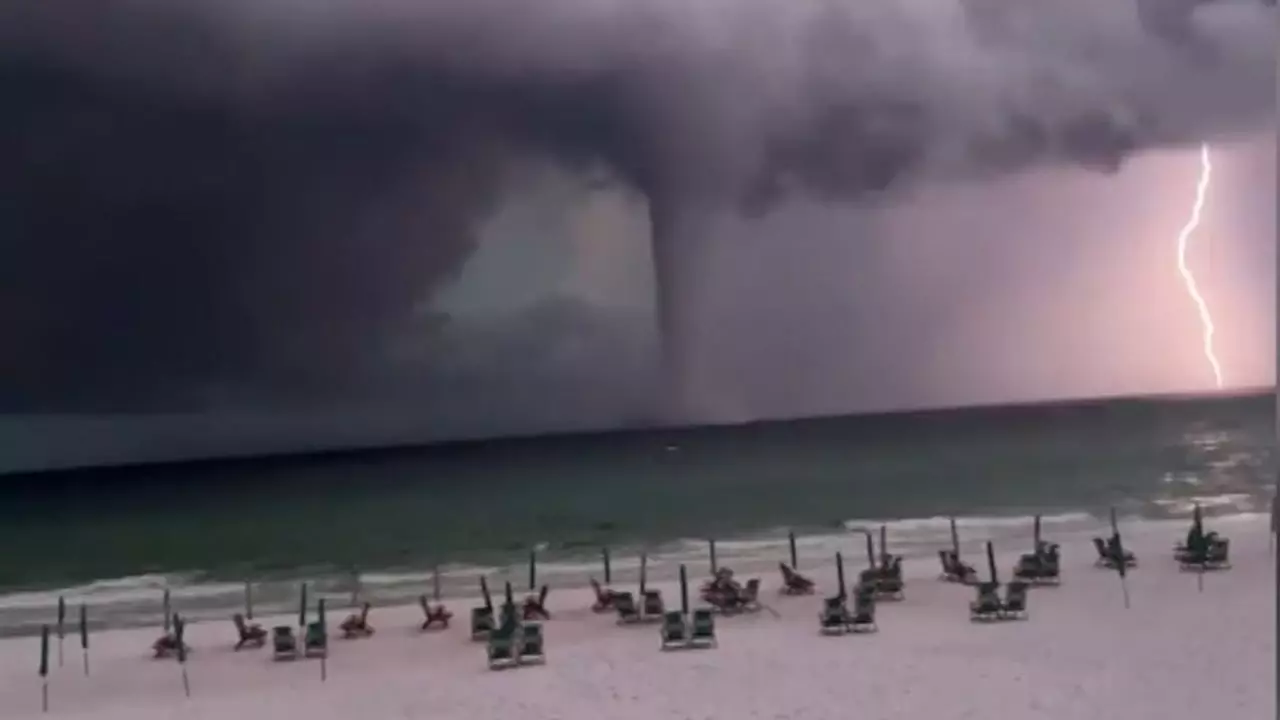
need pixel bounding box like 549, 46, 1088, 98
1151, 493, 1259, 515
0, 507, 1267, 634
841, 512, 1095, 534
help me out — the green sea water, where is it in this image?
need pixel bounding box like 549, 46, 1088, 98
0, 392, 1271, 598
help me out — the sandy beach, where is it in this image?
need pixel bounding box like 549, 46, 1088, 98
2, 515, 1272, 720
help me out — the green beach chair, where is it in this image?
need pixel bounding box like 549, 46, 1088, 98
969, 582, 1002, 622
850, 591, 877, 633
819, 595, 850, 635
303, 621, 327, 659
1001, 581, 1029, 620
689, 608, 717, 649
1179, 538, 1232, 571
499, 601, 520, 629
486, 623, 518, 670
517, 623, 546, 665
659, 611, 688, 650
1014, 543, 1061, 585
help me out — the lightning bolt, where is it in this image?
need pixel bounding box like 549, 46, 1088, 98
1175, 142, 1223, 390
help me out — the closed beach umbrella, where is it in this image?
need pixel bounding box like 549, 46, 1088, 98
1108, 507, 1126, 578
174, 615, 187, 664
56, 597, 65, 667
985, 542, 998, 585
298, 583, 308, 628
836, 552, 846, 597
317, 598, 328, 682
639, 553, 648, 595
39, 625, 49, 677
39, 624, 49, 712
78, 604, 89, 676
174, 614, 190, 697
678, 564, 689, 614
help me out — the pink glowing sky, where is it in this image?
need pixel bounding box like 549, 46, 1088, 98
450, 134, 1274, 417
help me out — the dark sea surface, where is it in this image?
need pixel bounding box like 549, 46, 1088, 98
0, 391, 1273, 634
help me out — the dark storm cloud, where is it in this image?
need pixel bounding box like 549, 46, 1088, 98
0, 0, 1272, 411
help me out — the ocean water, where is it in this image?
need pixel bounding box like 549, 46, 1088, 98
0, 391, 1272, 635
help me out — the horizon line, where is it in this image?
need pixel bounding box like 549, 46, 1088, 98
2, 384, 1272, 479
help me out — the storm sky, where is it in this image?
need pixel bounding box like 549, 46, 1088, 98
0, 0, 1274, 472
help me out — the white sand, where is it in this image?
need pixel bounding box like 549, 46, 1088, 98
1, 517, 1273, 720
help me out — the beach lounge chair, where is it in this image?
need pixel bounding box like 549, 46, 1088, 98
1174, 537, 1198, 564
233, 613, 266, 650
486, 623, 519, 670
590, 579, 619, 613
303, 621, 328, 658
500, 601, 521, 628
850, 591, 877, 634
689, 608, 717, 649
470, 606, 495, 641
340, 602, 375, 639
272, 626, 298, 660
419, 595, 453, 630
615, 592, 641, 625
939, 550, 979, 585
1092, 537, 1110, 566
779, 563, 816, 595
700, 584, 729, 610
523, 585, 551, 621
659, 611, 689, 650
1179, 536, 1231, 571
1001, 581, 1029, 620
969, 582, 1002, 622
517, 622, 546, 665
937, 550, 954, 577
700, 568, 740, 609
819, 596, 851, 635
1090, 538, 1131, 566
1176, 524, 1206, 563
1014, 543, 1061, 585
737, 578, 762, 612
857, 567, 878, 588
1207, 538, 1231, 568
641, 590, 666, 621
874, 558, 905, 601
1092, 538, 1137, 570
708, 593, 736, 614
151, 632, 189, 659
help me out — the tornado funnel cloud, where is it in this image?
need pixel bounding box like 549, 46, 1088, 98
0, 0, 1271, 415
648, 202, 688, 418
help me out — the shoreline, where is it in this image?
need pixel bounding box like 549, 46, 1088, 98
1, 507, 1269, 637
1, 514, 1272, 720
